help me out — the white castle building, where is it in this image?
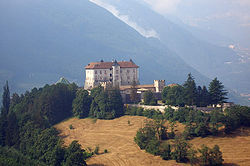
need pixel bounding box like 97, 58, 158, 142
84, 59, 139, 89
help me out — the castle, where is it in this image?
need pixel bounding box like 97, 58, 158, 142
84, 59, 166, 103
84, 59, 139, 89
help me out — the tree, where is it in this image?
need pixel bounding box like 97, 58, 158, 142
198, 144, 223, 166
143, 90, 157, 105
1, 81, 10, 115
145, 138, 160, 155
183, 73, 197, 106
210, 110, 225, 135
210, 145, 223, 166
196, 86, 202, 107
89, 86, 123, 119
0, 81, 10, 146
160, 142, 172, 160
201, 86, 210, 107
171, 136, 190, 163
65, 140, 87, 166
134, 120, 157, 149
72, 89, 92, 118
162, 85, 185, 106
209, 78, 228, 106
5, 112, 19, 147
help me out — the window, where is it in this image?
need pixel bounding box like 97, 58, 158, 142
100, 71, 102, 74
95, 71, 97, 74
127, 76, 130, 80
120, 70, 122, 73
104, 70, 107, 74
133, 69, 135, 73
127, 70, 130, 73
116, 70, 118, 74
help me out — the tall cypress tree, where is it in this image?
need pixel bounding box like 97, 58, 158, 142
1, 81, 10, 115
0, 81, 10, 146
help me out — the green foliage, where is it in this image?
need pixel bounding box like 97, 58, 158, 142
143, 90, 157, 105
161, 74, 227, 107
134, 123, 157, 149
69, 124, 73, 129
145, 138, 160, 155
187, 148, 198, 166
89, 86, 124, 119
199, 144, 223, 166
104, 149, 108, 153
5, 112, 19, 147
209, 78, 228, 105
64, 140, 87, 166
1, 81, 10, 115
210, 110, 225, 135
197, 86, 211, 107
34, 83, 77, 125
183, 73, 197, 106
72, 89, 92, 118
0, 83, 89, 166
160, 142, 172, 160
125, 107, 162, 119
0, 146, 45, 166
162, 85, 185, 106
224, 105, 250, 133
171, 136, 190, 163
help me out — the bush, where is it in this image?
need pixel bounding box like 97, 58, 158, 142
145, 138, 160, 155
199, 144, 223, 166
160, 142, 172, 160
104, 149, 108, 153
69, 124, 73, 130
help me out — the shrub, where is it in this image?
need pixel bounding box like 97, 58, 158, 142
69, 124, 73, 130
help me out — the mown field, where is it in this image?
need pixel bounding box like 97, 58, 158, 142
55, 116, 250, 166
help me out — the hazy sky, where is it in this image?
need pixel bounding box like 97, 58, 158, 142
143, 0, 250, 47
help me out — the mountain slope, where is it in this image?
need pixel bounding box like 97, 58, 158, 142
0, 0, 208, 93
90, 0, 250, 105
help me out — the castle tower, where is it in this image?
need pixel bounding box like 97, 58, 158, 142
112, 60, 121, 87
154, 80, 166, 92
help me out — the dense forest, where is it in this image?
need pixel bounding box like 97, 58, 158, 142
0, 82, 123, 166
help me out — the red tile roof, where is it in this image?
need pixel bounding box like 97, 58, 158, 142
85, 61, 139, 69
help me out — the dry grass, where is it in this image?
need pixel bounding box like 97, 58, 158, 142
55, 116, 185, 166
55, 116, 250, 166
190, 127, 250, 166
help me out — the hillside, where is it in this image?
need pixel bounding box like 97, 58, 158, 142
190, 128, 250, 165
55, 116, 186, 166
55, 116, 250, 166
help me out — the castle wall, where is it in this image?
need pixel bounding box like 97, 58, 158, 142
84, 67, 139, 89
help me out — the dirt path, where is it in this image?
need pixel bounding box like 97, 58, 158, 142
55, 116, 184, 166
